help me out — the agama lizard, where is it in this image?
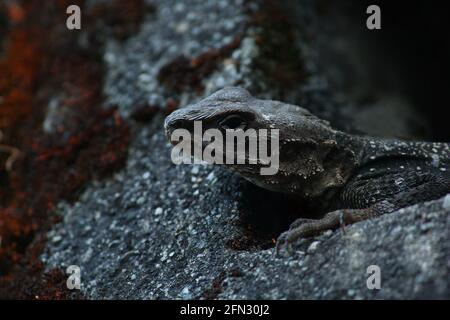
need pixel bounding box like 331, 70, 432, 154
164, 87, 450, 254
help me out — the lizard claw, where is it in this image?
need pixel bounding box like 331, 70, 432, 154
339, 210, 347, 234
276, 218, 315, 256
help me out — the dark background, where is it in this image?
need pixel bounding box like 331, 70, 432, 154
341, 0, 450, 140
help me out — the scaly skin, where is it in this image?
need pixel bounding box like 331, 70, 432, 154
164, 87, 450, 255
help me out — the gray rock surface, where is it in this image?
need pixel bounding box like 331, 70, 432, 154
42, 0, 449, 299
219, 198, 450, 299
103, 0, 248, 117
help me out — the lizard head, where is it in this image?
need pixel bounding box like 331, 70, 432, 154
164, 87, 356, 198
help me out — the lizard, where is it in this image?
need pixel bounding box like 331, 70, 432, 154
164, 87, 450, 255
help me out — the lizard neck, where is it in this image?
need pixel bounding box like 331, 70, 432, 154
334, 131, 367, 163
275, 130, 365, 200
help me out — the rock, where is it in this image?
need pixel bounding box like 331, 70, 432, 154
443, 194, 450, 210
41, 0, 449, 300
217, 199, 450, 299
180, 286, 193, 300
307, 241, 320, 254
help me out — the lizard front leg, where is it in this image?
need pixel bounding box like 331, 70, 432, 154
276, 170, 450, 256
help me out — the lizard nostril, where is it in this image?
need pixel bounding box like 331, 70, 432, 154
164, 116, 191, 137
172, 118, 187, 129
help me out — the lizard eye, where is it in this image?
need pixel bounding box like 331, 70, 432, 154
219, 114, 247, 130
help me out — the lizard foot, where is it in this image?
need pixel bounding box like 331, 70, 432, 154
275, 208, 376, 256
275, 217, 318, 256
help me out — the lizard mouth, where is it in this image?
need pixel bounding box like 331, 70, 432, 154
166, 132, 256, 166
164, 116, 187, 140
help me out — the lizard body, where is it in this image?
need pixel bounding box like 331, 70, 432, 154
164, 87, 450, 254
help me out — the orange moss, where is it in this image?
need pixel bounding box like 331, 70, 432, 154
157, 37, 242, 94
0, 0, 148, 299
